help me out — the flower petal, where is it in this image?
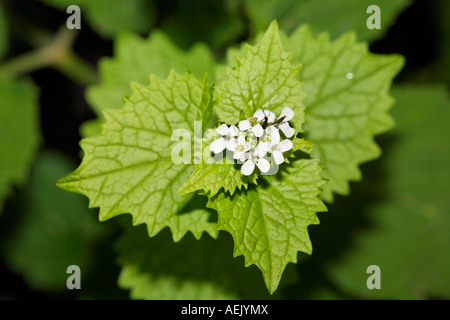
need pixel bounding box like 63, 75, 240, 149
240, 152, 250, 161
237, 135, 246, 145
256, 158, 271, 173
258, 141, 270, 153
254, 144, 267, 158
273, 150, 285, 165
252, 124, 264, 137
228, 125, 239, 137
210, 137, 227, 154
233, 151, 244, 160
239, 120, 251, 131
216, 124, 229, 136
241, 160, 255, 176
279, 106, 294, 121
265, 143, 273, 153
253, 109, 265, 121
264, 110, 276, 123
270, 130, 281, 145
278, 122, 295, 138
226, 138, 237, 152
279, 139, 293, 152
265, 125, 278, 135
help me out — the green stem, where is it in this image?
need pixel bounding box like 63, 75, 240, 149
0, 47, 53, 75
0, 26, 98, 86
55, 50, 98, 85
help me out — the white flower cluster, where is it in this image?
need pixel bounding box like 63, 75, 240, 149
210, 107, 295, 176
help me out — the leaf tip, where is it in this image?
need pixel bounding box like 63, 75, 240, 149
266, 19, 279, 32
55, 177, 67, 189
176, 185, 189, 196
55, 172, 77, 191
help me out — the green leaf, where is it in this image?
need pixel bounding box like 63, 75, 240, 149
41, 0, 156, 38
0, 1, 8, 60
86, 30, 216, 121
283, 137, 313, 164
79, 118, 103, 138
207, 158, 327, 293
215, 20, 306, 132
178, 162, 255, 197
1, 151, 105, 292
283, 25, 404, 202
327, 85, 450, 299
243, 0, 411, 42
116, 224, 297, 299
178, 159, 257, 197
292, 137, 313, 154
0, 76, 40, 211
58, 71, 217, 242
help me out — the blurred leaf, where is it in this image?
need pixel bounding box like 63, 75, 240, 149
243, 0, 411, 42
307, 288, 345, 300
86, 30, 216, 119
0, 1, 8, 59
81, 0, 156, 38
0, 76, 40, 211
240, 0, 295, 34
1, 151, 105, 292
162, 0, 245, 50
327, 85, 450, 299
116, 224, 297, 299
41, 0, 156, 38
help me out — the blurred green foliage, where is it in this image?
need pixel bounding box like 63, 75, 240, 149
242, 0, 411, 41
86, 31, 216, 117
41, 0, 156, 38
0, 76, 40, 211
327, 86, 450, 299
1, 152, 104, 291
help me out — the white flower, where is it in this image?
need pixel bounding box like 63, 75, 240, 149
210, 107, 296, 176
263, 109, 276, 123
269, 130, 293, 165
210, 124, 238, 154
238, 109, 265, 137
265, 124, 279, 136
227, 135, 251, 161
277, 106, 295, 138
241, 143, 271, 176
